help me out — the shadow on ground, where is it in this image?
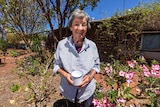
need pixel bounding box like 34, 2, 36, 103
53, 99, 67, 107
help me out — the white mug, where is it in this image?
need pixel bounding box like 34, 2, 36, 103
71, 70, 83, 86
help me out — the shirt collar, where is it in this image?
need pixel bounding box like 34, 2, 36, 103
68, 36, 89, 52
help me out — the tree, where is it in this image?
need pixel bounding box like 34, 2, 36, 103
0, 24, 7, 56
0, 39, 7, 56
6, 33, 21, 48
36, 0, 100, 50
0, 0, 46, 51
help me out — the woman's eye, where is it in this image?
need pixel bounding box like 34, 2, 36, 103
75, 24, 79, 26
82, 24, 87, 26
73, 23, 87, 27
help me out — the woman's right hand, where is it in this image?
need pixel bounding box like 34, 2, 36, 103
57, 68, 74, 85
65, 73, 74, 85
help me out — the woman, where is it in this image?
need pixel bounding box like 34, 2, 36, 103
53, 9, 100, 107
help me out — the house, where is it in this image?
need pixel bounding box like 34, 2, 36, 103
140, 12, 160, 62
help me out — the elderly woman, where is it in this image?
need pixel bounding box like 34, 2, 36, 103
53, 9, 100, 107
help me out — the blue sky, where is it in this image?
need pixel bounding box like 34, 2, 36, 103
85, 0, 155, 20
52, 0, 155, 29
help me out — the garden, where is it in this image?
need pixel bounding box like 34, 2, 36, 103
93, 56, 160, 107
0, 1, 160, 107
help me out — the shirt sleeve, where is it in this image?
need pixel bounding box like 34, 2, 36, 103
92, 43, 100, 73
53, 42, 62, 73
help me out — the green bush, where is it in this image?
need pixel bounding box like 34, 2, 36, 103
0, 39, 7, 55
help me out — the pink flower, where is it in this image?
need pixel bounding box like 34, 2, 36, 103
153, 90, 160, 94
125, 72, 134, 83
96, 101, 101, 107
126, 79, 132, 83
117, 98, 126, 104
141, 56, 146, 61
125, 72, 134, 79
101, 97, 108, 107
143, 71, 151, 77
119, 70, 126, 77
133, 60, 138, 65
152, 64, 160, 71
127, 61, 135, 68
107, 103, 116, 107
92, 97, 108, 107
98, 89, 102, 93
150, 70, 160, 78
92, 98, 97, 106
102, 103, 107, 107
105, 66, 113, 74
129, 105, 135, 107
140, 64, 149, 72
103, 97, 108, 104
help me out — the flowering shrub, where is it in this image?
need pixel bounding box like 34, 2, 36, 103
93, 56, 160, 107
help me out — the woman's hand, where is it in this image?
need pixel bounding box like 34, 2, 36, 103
79, 70, 96, 87
57, 69, 74, 85
79, 74, 93, 87
64, 73, 74, 85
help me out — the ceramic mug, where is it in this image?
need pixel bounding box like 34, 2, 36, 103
71, 70, 83, 86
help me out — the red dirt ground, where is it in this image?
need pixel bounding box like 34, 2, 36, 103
0, 51, 64, 107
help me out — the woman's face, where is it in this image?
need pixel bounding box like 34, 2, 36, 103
70, 17, 88, 45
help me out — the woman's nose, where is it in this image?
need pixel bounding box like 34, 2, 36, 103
78, 25, 83, 30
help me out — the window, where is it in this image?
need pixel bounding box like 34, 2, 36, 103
141, 33, 160, 51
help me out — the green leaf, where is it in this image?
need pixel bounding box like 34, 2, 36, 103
10, 84, 21, 92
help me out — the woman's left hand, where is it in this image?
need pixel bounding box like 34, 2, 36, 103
79, 74, 93, 87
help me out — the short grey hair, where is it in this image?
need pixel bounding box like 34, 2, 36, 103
68, 9, 91, 29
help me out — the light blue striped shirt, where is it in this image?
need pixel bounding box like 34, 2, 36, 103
53, 36, 100, 103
